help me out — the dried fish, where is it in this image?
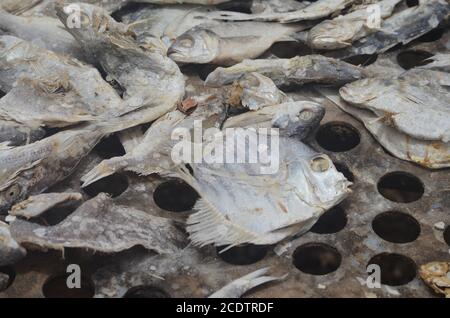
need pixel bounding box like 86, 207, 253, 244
209, 0, 355, 23
0, 120, 45, 146
419, 53, 450, 73
307, 0, 402, 50
9, 192, 82, 219
0, 127, 103, 213
205, 55, 366, 87
330, 0, 450, 58
227, 72, 292, 110
318, 86, 450, 169
0, 10, 86, 61
9, 193, 185, 254
0, 221, 26, 266
177, 130, 351, 247
224, 101, 325, 139
0, 0, 41, 15
209, 267, 286, 298
56, 3, 185, 126
168, 21, 307, 65
419, 262, 450, 298
251, 0, 309, 15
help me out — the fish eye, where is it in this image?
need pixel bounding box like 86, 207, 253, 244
179, 38, 194, 48
5, 184, 21, 203
310, 155, 331, 172
298, 109, 315, 121
243, 74, 261, 87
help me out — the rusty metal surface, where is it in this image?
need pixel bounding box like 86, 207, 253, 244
1, 27, 449, 299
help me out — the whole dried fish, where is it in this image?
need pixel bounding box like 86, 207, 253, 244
56, 3, 185, 125
205, 55, 366, 87
0, 221, 26, 266
179, 130, 351, 247
168, 21, 306, 65
0, 10, 86, 61
9, 193, 185, 254
330, 0, 450, 58
9, 192, 82, 219
307, 0, 402, 50
209, 267, 286, 298
419, 262, 450, 298
208, 0, 355, 23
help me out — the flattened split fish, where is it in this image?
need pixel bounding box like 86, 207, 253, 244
9, 193, 185, 254
205, 55, 366, 87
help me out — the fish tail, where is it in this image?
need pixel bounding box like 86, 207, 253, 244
81, 157, 126, 187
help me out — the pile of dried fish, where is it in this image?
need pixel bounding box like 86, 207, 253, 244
0, 0, 449, 298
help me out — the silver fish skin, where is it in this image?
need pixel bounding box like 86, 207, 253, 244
9, 193, 185, 254
208, 0, 355, 22
56, 3, 185, 127
0, 10, 86, 61
0, 127, 104, 213
330, 0, 450, 58
0, 36, 132, 121
0, 120, 45, 146
9, 192, 83, 219
307, 0, 402, 50
224, 101, 325, 139
209, 267, 286, 298
205, 55, 366, 87
168, 21, 306, 65
180, 130, 351, 247
0, 220, 26, 266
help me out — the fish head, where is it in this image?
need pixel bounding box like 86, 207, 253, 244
272, 101, 325, 139
0, 180, 28, 214
168, 28, 220, 64
238, 72, 289, 109
302, 153, 352, 206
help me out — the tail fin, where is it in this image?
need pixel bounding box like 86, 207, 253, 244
81, 157, 127, 187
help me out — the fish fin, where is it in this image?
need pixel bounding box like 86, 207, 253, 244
0, 141, 12, 150
186, 198, 258, 247
81, 157, 126, 187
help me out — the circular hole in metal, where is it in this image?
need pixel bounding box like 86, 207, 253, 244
316, 122, 361, 152
367, 253, 416, 286
334, 163, 354, 182
444, 226, 450, 247
372, 211, 421, 243
42, 274, 95, 298
217, 1, 252, 13
217, 244, 268, 266
0, 266, 15, 291
377, 172, 424, 203
123, 285, 171, 298
94, 134, 126, 159
310, 206, 347, 234
153, 179, 199, 212
406, 0, 419, 6
182, 64, 219, 82
417, 28, 444, 43
344, 54, 378, 66
269, 41, 312, 59
293, 243, 341, 275
82, 173, 128, 198
397, 50, 433, 70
